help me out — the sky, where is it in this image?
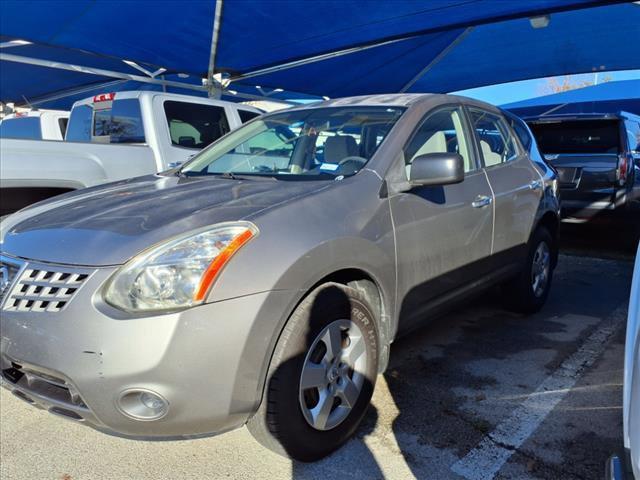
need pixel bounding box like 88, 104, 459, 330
453, 69, 640, 106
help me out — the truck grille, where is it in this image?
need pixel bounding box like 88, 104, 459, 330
2, 262, 92, 313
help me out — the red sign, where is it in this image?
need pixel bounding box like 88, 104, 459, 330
93, 93, 116, 103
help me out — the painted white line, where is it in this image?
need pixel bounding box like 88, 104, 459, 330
451, 303, 627, 480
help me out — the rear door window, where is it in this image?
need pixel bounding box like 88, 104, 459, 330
164, 101, 230, 149
528, 119, 620, 154
0, 117, 42, 140
469, 109, 518, 167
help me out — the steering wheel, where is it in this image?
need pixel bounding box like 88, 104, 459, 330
338, 156, 367, 166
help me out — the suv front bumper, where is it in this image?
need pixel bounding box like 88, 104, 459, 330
0, 263, 294, 439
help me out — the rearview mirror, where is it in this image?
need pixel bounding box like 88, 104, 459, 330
409, 152, 464, 186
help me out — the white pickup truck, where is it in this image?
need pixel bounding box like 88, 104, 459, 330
0, 110, 69, 141
0, 91, 262, 214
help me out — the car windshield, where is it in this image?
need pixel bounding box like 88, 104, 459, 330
181, 106, 405, 179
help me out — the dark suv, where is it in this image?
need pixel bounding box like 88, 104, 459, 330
526, 112, 640, 217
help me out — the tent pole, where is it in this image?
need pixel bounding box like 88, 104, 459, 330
231, 36, 411, 83
207, 0, 224, 99
25, 79, 130, 107
399, 27, 473, 93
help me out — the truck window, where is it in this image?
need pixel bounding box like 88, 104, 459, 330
528, 119, 620, 154
65, 104, 93, 142
58, 118, 69, 138
0, 117, 42, 140
163, 101, 230, 149
93, 109, 111, 137
239, 110, 261, 123
109, 99, 145, 143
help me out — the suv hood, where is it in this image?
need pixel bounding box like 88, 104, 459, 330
1, 174, 331, 266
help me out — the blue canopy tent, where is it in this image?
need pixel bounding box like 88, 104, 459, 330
502, 79, 640, 117
0, 1, 638, 108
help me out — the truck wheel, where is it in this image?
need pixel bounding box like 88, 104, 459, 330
247, 282, 379, 461
503, 226, 555, 314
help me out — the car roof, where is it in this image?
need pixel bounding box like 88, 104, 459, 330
271, 93, 502, 113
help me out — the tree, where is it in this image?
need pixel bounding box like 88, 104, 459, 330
541, 74, 612, 94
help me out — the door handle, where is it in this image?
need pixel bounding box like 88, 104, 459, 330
472, 195, 492, 208
528, 180, 542, 190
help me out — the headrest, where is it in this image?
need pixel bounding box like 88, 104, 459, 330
324, 135, 358, 163
414, 131, 447, 157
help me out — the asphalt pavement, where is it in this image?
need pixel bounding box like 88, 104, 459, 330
0, 230, 636, 479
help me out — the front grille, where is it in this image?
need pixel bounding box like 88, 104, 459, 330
2, 264, 92, 313
0, 259, 22, 305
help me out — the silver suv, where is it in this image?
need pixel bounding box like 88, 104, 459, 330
0, 94, 560, 461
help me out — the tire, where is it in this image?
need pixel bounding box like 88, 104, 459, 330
503, 226, 555, 314
247, 282, 379, 461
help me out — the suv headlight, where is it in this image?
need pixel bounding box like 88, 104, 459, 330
104, 222, 257, 312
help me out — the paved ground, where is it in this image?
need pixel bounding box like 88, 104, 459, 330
1, 224, 636, 479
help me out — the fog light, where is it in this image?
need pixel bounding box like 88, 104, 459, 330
118, 389, 168, 420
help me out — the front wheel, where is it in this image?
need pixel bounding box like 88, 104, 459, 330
503, 226, 555, 313
247, 282, 379, 461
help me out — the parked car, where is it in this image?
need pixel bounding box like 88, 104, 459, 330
0, 109, 69, 141
607, 241, 640, 480
0, 94, 560, 461
526, 112, 640, 217
0, 91, 262, 215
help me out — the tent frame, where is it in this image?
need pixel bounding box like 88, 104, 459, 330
0, 52, 297, 106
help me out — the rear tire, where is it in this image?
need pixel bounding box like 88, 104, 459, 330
503, 226, 555, 313
247, 282, 379, 461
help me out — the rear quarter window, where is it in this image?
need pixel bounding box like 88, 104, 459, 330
506, 115, 532, 152
0, 117, 42, 140
58, 117, 69, 138
239, 109, 261, 123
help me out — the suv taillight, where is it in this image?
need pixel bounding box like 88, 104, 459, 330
617, 154, 630, 186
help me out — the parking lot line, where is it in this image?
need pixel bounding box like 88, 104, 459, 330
450, 302, 628, 480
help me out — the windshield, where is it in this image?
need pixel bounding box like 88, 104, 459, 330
181, 106, 405, 179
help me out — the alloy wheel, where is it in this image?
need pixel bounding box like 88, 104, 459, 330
298, 319, 368, 431
531, 241, 551, 298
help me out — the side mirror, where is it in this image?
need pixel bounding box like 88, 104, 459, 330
409, 152, 464, 186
